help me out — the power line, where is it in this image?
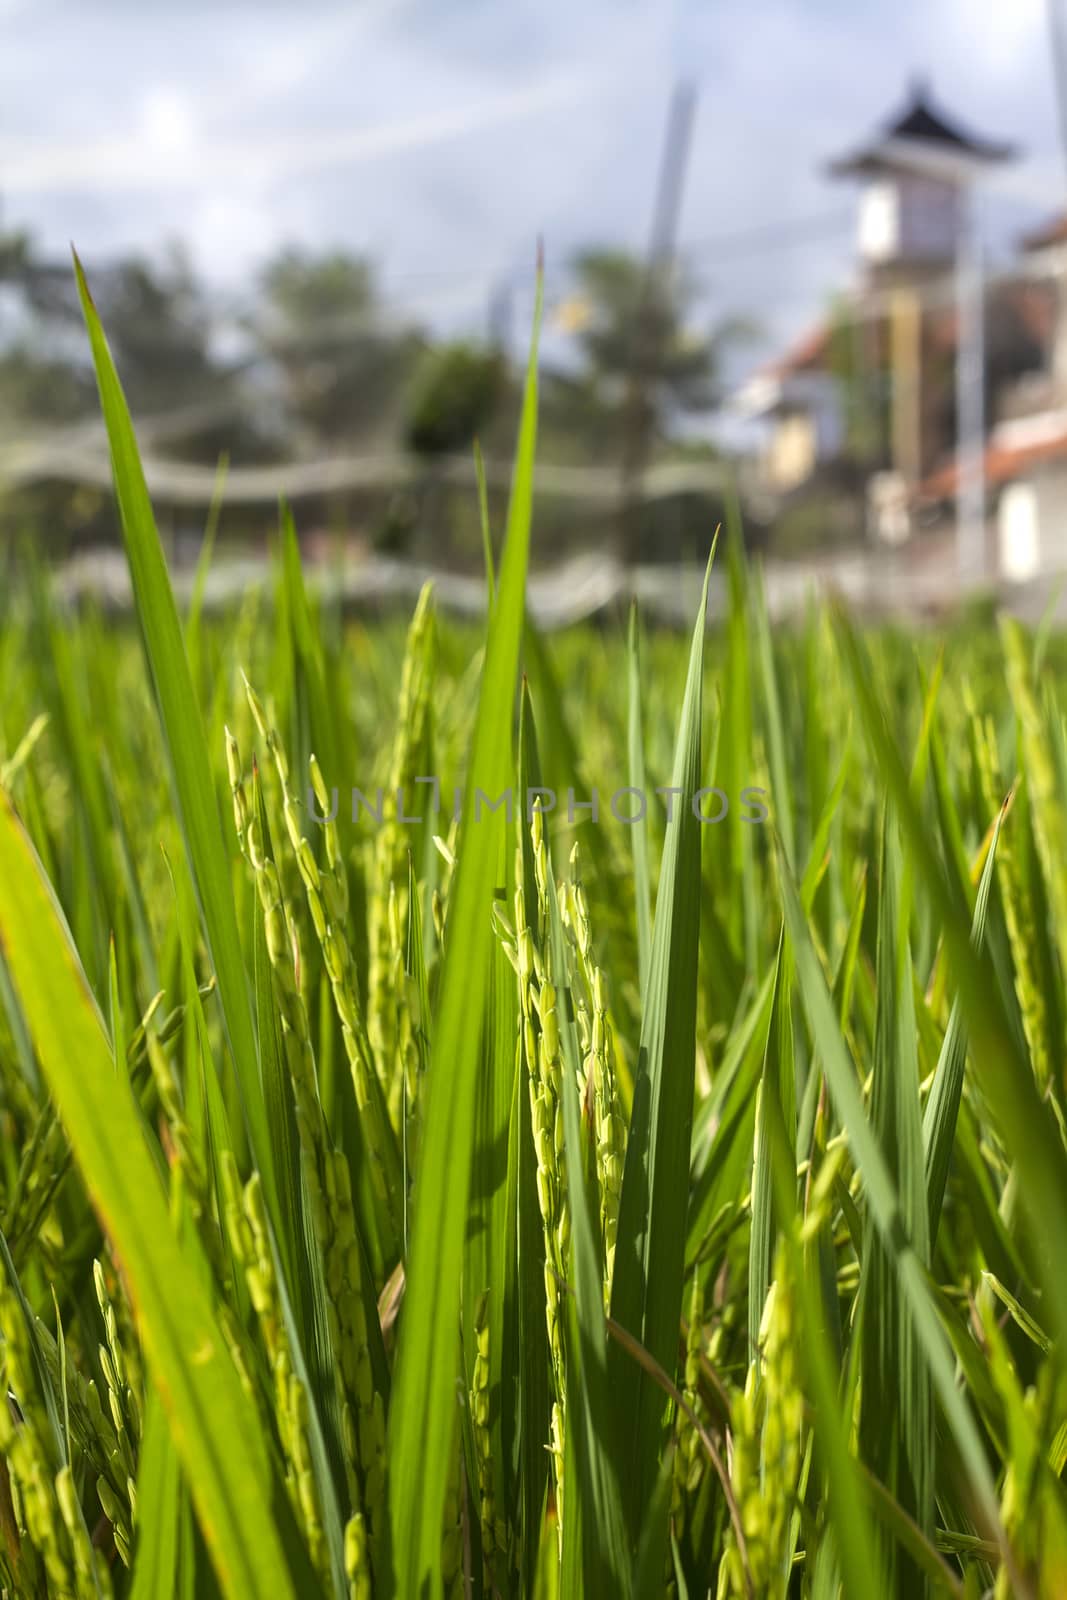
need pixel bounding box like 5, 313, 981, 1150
5, 206, 858, 309
682, 209, 853, 258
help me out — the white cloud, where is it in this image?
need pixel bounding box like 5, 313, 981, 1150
941, 0, 1048, 81
138, 86, 197, 157
2, 0, 1065, 366
0, 68, 601, 193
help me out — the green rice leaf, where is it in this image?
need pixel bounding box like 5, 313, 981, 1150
129, 1396, 182, 1600
609, 550, 712, 1541
0, 788, 298, 1600
857, 813, 934, 1583
72, 252, 277, 1230
776, 828, 1002, 1542
627, 601, 652, 1004
387, 266, 542, 1599
923, 798, 1006, 1240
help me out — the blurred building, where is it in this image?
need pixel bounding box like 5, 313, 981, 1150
736, 81, 1067, 580
918, 220, 1067, 581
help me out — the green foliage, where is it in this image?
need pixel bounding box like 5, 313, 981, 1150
569, 248, 737, 431
255, 248, 422, 446
404, 341, 505, 457
2, 263, 1067, 1600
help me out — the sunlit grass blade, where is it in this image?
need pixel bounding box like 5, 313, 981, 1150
759, 1024, 890, 1600
775, 828, 1003, 1544
73, 251, 277, 1227
129, 1395, 182, 1600
800, 738, 851, 914
832, 603, 1067, 1345
627, 600, 652, 1003
506, 684, 551, 1595
609, 550, 712, 1541
720, 515, 756, 972
543, 803, 630, 1596
388, 265, 542, 1599
924, 797, 1006, 1240
0, 788, 298, 1600
474, 437, 496, 611
462, 910, 517, 1587
752, 564, 794, 869
0, 1226, 65, 1467
748, 932, 794, 1362
858, 813, 934, 1585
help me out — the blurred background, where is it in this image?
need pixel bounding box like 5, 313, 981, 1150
6, 0, 1067, 620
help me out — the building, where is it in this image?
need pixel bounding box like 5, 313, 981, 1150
826, 78, 1014, 287
912, 217, 1067, 582
738, 82, 1067, 563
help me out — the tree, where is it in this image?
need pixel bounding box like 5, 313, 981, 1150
253, 248, 423, 449
404, 341, 504, 456
0, 229, 94, 427
91, 244, 278, 467
1, 236, 228, 418
565, 247, 752, 559
568, 248, 746, 439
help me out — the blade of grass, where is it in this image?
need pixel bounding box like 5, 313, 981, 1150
832, 604, 1067, 1344
923, 797, 1006, 1240
72, 252, 277, 1235
0, 788, 298, 1600
857, 813, 934, 1584
753, 564, 794, 869
129, 1395, 182, 1600
609, 550, 712, 1540
474, 438, 495, 612
544, 813, 630, 1596
627, 601, 652, 1004
387, 265, 542, 1599
776, 830, 1003, 1544
506, 686, 551, 1597
748, 933, 795, 1362
758, 1005, 890, 1600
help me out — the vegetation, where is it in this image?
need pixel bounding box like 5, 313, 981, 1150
1, 265, 1066, 1600
569, 247, 747, 439
0, 230, 736, 563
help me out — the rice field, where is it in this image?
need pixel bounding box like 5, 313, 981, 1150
0, 264, 1066, 1599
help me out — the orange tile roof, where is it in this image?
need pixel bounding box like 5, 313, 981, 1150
919, 419, 1067, 501
764, 323, 831, 379
1020, 213, 1067, 252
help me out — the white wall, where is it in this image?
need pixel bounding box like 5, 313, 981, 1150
859, 174, 960, 266
999, 464, 1067, 581
999, 482, 1039, 581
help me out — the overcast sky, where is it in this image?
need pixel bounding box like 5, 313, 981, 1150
3, 0, 1066, 364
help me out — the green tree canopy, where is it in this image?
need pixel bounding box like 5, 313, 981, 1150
252, 248, 423, 447
569, 247, 748, 439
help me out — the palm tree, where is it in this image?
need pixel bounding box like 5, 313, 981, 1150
565, 247, 754, 558
252, 249, 422, 450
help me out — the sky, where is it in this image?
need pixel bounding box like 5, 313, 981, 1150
2, 0, 1067, 369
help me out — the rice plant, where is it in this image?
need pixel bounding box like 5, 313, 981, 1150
0, 257, 1066, 1597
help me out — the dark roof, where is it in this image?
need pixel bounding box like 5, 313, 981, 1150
827, 80, 1016, 178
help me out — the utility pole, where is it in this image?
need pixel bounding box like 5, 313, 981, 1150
488, 276, 513, 353
1049, 0, 1067, 178
619, 80, 698, 566
955, 185, 986, 585
890, 286, 922, 487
